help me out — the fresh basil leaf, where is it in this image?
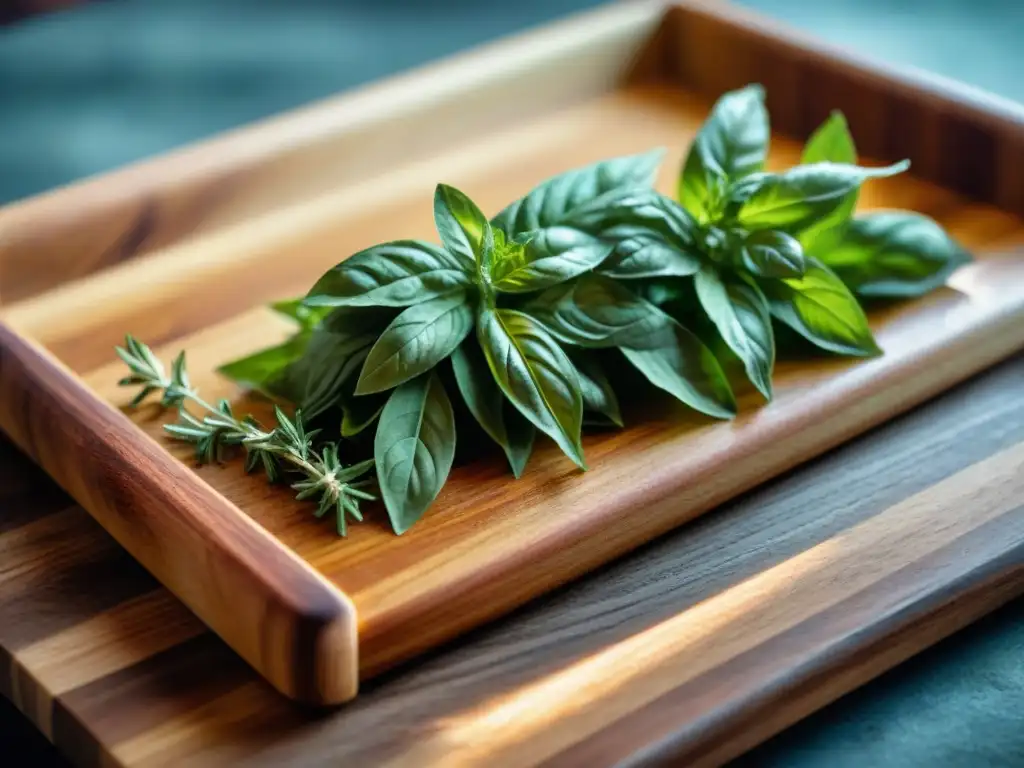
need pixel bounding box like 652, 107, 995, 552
621, 317, 736, 419
450, 339, 535, 477
492, 149, 665, 234
434, 183, 492, 268
679, 84, 769, 223
489, 226, 611, 294
598, 226, 702, 280
374, 372, 456, 534
567, 349, 622, 427
738, 230, 806, 278
694, 266, 774, 400
525, 273, 666, 348
356, 290, 474, 394
477, 307, 586, 469
304, 241, 471, 308
632, 278, 687, 308
799, 111, 859, 253
217, 335, 310, 398
341, 392, 387, 437
269, 299, 332, 331
819, 211, 971, 298
289, 306, 398, 418
738, 160, 909, 235
761, 256, 880, 356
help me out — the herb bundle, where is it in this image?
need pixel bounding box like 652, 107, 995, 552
117, 84, 970, 536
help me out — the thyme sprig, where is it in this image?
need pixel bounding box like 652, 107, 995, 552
115, 335, 375, 535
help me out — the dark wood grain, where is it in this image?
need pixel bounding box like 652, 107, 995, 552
0, 356, 1021, 766
0, 323, 358, 705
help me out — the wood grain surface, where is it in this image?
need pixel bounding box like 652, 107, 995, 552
0, 356, 1021, 766
2, 0, 1024, 719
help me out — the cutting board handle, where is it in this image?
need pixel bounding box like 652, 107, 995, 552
0, 321, 358, 705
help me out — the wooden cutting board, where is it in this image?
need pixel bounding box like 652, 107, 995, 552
1, 0, 1024, 706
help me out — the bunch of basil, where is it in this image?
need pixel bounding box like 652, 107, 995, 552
220, 83, 970, 535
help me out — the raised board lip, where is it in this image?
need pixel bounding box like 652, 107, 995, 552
0, 322, 360, 705
2, 0, 1024, 709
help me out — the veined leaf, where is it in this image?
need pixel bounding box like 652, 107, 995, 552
451, 339, 535, 477
738, 230, 806, 279
356, 291, 474, 394
489, 226, 611, 294
738, 160, 909, 235
477, 308, 585, 469
621, 317, 737, 419
525, 273, 666, 348
799, 111, 859, 253
567, 349, 622, 427
694, 267, 775, 399
374, 372, 456, 534
304, 241, 471, 308
761, 256, 880, 356
492, 149, 665, 234
341, 392, 388, 437
434, 183, 492, 269
679, 84, 769, 223
599, 226, 702, 280
819, 211, 972, 298
217, 335, 311, 399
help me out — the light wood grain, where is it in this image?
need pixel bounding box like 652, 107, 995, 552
1, 356, 1022, 766
2, 0, 1024, 720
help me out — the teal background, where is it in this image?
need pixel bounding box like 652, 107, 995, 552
1, 2, 1022, 766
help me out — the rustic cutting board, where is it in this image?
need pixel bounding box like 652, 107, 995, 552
2, 0, 1024, 706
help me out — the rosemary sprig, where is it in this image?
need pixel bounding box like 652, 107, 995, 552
115, 335, 375, 535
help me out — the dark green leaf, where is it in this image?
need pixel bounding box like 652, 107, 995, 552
761, 256, 880, 356
799, 111, 859, 253
341, 393, 388, 437
567, 349, 622, 427
817, 212, 971, 298
679, 84, 769, 223
434, 184, 492, 268
621, 317, 737, 419
489, 227, 611, 294
738, 230, 806, 278
492, 149, 665, 235
525, 273, 666, 349
599, 226, 702, 279
374, 372, 456, 534
217, 336, 310, 399
694, 267, 774, 399
738, 160, 909, 235
304, 241, 471, 308
356, 290, 474, 394
450, 339, 535, 477
477, 307, 585, 469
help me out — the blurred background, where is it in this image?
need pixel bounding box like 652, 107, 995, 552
1, 0, 1022, 205
1, 1, 1023, 767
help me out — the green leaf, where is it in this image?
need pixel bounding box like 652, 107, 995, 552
679, 84, 769, 222
286, 306, 397, 418
799, 111, 859, 253
374, 372, 456, 534
341, 392, 387, 437
489, 227, 611, 294
817, 212, 971, 298
694, 267, 774, 399
356, 291, 474, 394
621, 317, 737, 419
738, 160, 909, 235
450, 339, 535, 477
434, 184, 492, 268
761, 256, 880, 356
525, 273, 666, 349
738, 230, 806, 278
599, 226, 702, 280
477, 307, 586, 469
492, 149, 665, 234
269, 299, 333, 331
567, 349, 622, 427
304, 241, 471, 308
217, 336, 310, 398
